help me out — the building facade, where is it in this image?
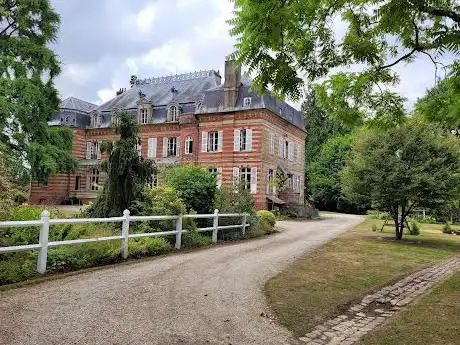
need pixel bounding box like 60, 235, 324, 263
29, 61, 306, 210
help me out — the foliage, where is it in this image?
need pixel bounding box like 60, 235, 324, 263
163, 165, 217, 214
128, 237, 171, 258
341, 119, 460, 240
409, 222, 421, 236
230, 0, 460, 102
308, 135, 354, 211
0, 0, 77, 184
0, 150, 14, 220
214, 183, 256, 215
442, 223, 452, 234
372, 224, 378, 232
416, 62, 460, 128
257, 210, 276, 228
182, 231, 213, 248
88, 112, 154, 217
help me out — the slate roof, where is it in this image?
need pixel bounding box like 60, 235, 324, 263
97, 70, 222, 112
49, 70, 304, 130
60, 97, 97, 113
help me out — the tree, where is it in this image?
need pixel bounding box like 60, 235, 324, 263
341, 120, 460, 240
231, 0, 460, 101
88, 112, 154, 217
0, 0, 76, 184
309, 135, 355, 211
163, 165, 218, 214
416, 62, 460, 128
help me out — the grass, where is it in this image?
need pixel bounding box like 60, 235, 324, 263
359, 270, 460, 345
264, 218, 460, 337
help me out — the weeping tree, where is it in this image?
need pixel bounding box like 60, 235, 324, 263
88, 112, 154, 217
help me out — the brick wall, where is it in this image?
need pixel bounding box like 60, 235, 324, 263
29, 109, 306, 210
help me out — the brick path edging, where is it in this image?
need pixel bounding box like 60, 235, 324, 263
299, 257, 460, 345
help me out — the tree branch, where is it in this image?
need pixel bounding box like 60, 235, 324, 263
422, 6, 460, 24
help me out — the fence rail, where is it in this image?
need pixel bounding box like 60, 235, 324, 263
0, 209, 249, 274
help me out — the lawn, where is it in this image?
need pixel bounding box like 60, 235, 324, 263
264, 216, 460, 338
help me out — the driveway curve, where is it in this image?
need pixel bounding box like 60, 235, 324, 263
0, 213, 363, 345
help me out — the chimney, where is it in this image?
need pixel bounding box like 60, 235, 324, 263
223, 60, 241, 108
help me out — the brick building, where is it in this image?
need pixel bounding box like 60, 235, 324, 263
29, 61, 306, 210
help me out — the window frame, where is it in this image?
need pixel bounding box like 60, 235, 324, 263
167, 137, 177, 157
185, 136, 193, 154
89, 168, 100, 191
139, 108, 148, 124
208, 131, 219, 152
168, 105, 179, 122
240, 167, 252, 190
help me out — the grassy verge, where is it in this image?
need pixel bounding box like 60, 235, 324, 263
358, 270, 460, 345
264, 218, 460, 337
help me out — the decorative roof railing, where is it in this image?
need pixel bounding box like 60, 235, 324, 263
135, 70, 219, 86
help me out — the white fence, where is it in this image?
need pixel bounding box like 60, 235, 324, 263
0, 209, 249, 274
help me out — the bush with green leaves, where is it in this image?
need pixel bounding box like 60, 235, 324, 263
443, 223, 452, 234
409, 222, 420, 236
128, 237, 172, 258
163, 165, 217, 214
371, 224, 378, 232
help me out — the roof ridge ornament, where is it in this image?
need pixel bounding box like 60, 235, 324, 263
135, 70, 217, 85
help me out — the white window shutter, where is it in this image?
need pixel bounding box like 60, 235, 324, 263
279, 136, 283, 158
176, 137, 180, 156
296, 143, 300, 163
250, 167, 258, 194
234, 129, 241, 152
86, 142, 92, 159
201, 131, 208, 152
233, 167, 240, 186
148, 138, 156, 158
96, 141, 102, 160
269, 132, 274, 155
217, 167, 223, 188
162, 138, 168, 157
218, 131, 223, 152
288, 142, 294, 161
246, 129, 253, 151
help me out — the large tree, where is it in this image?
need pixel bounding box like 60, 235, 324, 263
341, 120, 460, 239
0, 0, 76, 184
88, 112, 154, 218
231, 0, 460, 100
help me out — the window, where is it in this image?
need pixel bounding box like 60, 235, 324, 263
149, 173, 158, 188
147, 138, 157, 158
293, 175, 301, 193
243, 97, 252, 107
75, 176, 81, 191
86, 141, 101, 160
240, 168, 252, 190
89, 169, 100, 191
91, 113, 101, 128
268, 132, 275, 155
234, 129, 252, 152
185, 136, 193, 154
285, 141, 289, 160
167, 137, 177, 157
139, 108, 148, 124
208, 131, 219, 152
111, 114, 120, 127
136, 139, 142, 157
233, 167, 257, 194
287, 174, 293, 189
267, 169, 274, 195
168, 105, 179, 122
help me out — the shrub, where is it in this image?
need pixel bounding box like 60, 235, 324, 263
164, 165, 218, 214
128, 237, 172, 258
371, 224, 378, 232
0, 252, 36, 285
182, 230, 213, 248
257, 210, 276, 227
409, 221, 420, 235
442, 223, 452, 234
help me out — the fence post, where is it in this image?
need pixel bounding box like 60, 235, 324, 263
242, 213, 248, 236
121, 209, 130, 259
175, 214, 183, 249
37, 210, 50, 274
212, 209, 219, 243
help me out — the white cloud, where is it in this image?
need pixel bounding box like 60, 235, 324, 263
136, 4, 157, 32
61, 63, 95, 87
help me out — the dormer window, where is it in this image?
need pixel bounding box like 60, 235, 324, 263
243, 97, 252, 107
167, 105, 179, 122
91, 112, 101, 128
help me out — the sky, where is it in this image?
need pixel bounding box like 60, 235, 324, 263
50, 0, 448, 110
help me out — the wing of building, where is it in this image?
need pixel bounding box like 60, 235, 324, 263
30, 60, 307, 210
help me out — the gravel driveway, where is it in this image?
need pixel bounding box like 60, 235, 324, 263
0, 213, 363, 345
